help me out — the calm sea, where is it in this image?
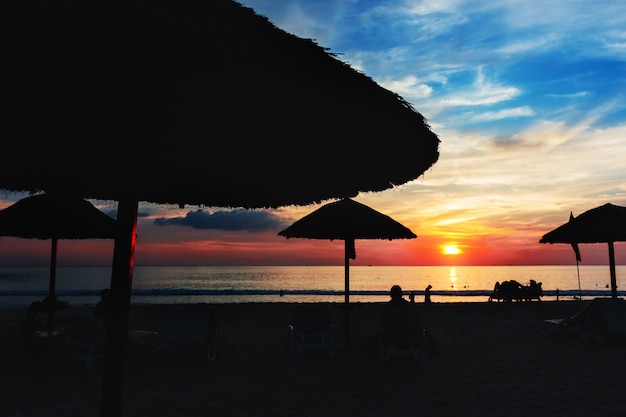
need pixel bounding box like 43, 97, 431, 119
0, 265, 624, 308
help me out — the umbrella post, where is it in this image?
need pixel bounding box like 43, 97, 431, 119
344, 241, 350, 346
575, 259, 582, 300
47, 238, 58, 332
609, 241, 617, 299
100, 198, 138, 417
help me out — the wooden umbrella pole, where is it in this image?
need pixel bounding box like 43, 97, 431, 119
47, 237, 58, 333
101, 198, 138, 417
575, 259, 581, 300
344, 241, 350, 346
609, 241, 617, 299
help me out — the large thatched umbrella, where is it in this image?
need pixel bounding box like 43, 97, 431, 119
0, 193, 116, 330
278, 198, 417, 345
1, 1, 440, 415
540, 203, 626, 299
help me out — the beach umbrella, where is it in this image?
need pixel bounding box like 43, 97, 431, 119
278, 198, 417, 345
1, 1, 439, 415
0, 193, 116, 330
540, 203, 626, 299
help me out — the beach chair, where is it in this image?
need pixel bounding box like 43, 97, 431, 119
61, 313, 104, 368
537, 297, 626, 345
288, 304, 334, 358
379, 306, 426, 362
160, 305, 217, 364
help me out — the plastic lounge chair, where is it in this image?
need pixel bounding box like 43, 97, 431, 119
61, 313, 104, 368
581, 298, 626, 345
62, 312, 161, 368
379, 307, 426, 362
537, 298, 626, 345
161, 305, 217, 364
288, 304, 334, 358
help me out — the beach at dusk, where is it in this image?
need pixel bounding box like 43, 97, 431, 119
3, 1, 626, 415
2, 300, 626, 416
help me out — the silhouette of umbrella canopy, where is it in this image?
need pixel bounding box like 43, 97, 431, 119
0, 193, 116, 327
1, 0, 440, 207
0, 193, 116, 240
1, 1, 439, 415
279, 198, 417, 345
540, 203, 626, 299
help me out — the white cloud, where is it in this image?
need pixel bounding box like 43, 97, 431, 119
379, 76, 433, 98
440, 68, 521, 107
544, 92, 592, 99
470, 106, 535, 122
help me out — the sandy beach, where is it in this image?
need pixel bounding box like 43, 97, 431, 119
1, 300, 625, 417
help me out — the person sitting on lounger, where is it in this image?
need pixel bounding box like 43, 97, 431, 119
380, 285, 425, 338
378, 285, 435, 357
19, 301, 43, 336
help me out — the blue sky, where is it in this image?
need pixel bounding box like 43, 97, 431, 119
1, 0, 626, 267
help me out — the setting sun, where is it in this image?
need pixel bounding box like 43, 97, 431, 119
443, 245, 461, 255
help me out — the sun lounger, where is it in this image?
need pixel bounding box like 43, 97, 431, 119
160, 305, 217, 364
62, 313, 104, 368
537, 297, 626, 345
61, 311, 162, 368
288, 304, 334, 358
379, 306, 426, 361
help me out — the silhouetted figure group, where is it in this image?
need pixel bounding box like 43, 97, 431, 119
408, 285, 432, 304
489, 279, 543, 302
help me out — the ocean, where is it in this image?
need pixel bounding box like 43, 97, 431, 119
0, 264, 624, 308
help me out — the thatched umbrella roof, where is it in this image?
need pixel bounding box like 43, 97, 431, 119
279, 198, 417, 345
1, 0, 439, 207
279, 198, 417, 241
540, 203, 626, 299
0, 193, 116, 240
1, 1, 440, 415
540, 203, 626, 244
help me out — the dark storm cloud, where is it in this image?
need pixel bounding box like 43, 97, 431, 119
153, 209, 288, 232
104, 209, 150, 219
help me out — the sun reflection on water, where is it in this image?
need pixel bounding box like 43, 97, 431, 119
449, 266, 457, 289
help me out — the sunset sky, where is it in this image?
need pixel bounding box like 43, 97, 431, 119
1, 0, 626, 267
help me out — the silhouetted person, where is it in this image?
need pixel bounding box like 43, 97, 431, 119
488, 281, 500, 302
386, 285, 409, 308
379, 284, 433, 348
94, 288, 113, 344
94, 288, 112, 320
409, 291, 415, 303
20, 301, 42, 336
381, 285, 424, 327
524, 279, 543, 301
425, 285, 432, 303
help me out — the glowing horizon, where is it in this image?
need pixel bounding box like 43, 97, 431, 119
2, 1, 626, 268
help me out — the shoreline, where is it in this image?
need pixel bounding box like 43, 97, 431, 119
2, 301, 626, 416
2, 264, 624, 308
1, 288, 619, 310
